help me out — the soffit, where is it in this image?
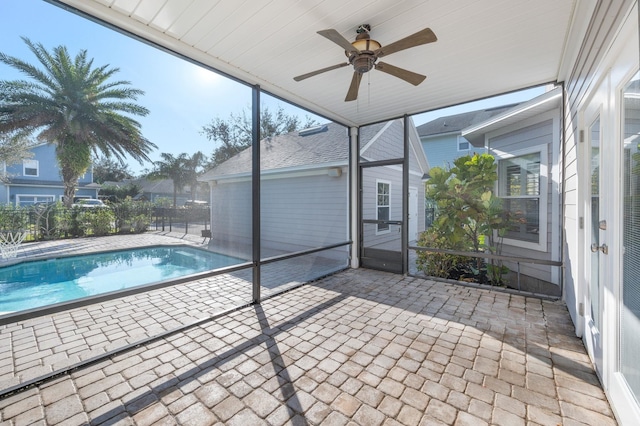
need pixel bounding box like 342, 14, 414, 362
54, 0, 581, 127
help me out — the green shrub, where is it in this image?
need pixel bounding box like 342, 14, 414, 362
416, 231, 470, 279
0, 204, 28, 231
85, 208, 115, 236
32, 202, 65, 240
66, 207, 86, 237
132, 214, 150, 233
417, 153, 513, 286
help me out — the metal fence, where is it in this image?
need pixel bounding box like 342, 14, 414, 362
0, 204, 211, 241
150, 207, 211, 237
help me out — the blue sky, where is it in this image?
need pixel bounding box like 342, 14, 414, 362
1, 0, 543, 175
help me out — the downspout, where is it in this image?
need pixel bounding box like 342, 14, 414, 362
350, 126, 360, 268
560, 81, 566, 299
252, 86, 261, 303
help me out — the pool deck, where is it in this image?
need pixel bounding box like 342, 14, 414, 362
0, 233, 618, 425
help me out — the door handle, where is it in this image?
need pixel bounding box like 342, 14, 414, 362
591, 243, 608, 254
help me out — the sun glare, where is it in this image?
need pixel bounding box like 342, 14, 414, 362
192, 65, 222, 87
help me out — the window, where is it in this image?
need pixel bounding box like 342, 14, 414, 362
16, 195, 54, 207
377, 180, 390, 233
457, 136, 470, 151
23, 159, 39, 177
498, 152, 541, 242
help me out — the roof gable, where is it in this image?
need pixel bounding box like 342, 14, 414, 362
200, 122, 351, 179
200, 119, 429, 181
416, 104, 519, 138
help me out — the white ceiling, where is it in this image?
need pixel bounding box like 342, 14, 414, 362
54, 0, 583, 127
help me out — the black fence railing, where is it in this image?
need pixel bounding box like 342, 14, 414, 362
150, 207, 211, 237
0, 203, 211, 241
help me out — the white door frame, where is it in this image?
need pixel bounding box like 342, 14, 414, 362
581, 92, 607, 380
577, 7, 640, 423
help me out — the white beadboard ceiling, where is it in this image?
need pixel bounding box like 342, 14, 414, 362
54, 0, 583, 127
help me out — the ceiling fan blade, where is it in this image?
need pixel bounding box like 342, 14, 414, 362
294, 62, 349, 81
318, 29, 360, 54
345, 72, 363, 102
375, 62, 426, 86
375, 28, 437, 58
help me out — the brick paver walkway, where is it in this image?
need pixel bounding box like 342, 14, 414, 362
0, 262, 617, 424
0, 233, 345, 394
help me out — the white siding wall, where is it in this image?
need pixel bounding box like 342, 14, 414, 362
210, 172, 348, 257
260, 173, 348, 253
361, 121, 404, 161
210, 180, 252, 255
563, 0, 631, 329
489, 117, 561, 285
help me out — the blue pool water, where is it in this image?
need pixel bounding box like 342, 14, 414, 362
0, 246, 244, 313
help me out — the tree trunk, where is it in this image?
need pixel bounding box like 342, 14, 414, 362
191, 183, 197, 201
57, 138, 91, 208
61, 170, 79, 208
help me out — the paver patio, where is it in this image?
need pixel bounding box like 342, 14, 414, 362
0, 233, 346, 393
0, 234, 617, 425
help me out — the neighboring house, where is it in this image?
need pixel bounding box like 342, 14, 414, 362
199, 119, 429, 259
0, 143, 99, 206
103, 178, 209, 206
417, 104, 517, 169
462, 87, 563, 295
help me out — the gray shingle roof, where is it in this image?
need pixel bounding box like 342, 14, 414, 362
416, 104, 519, 137
201, 122, 384, 179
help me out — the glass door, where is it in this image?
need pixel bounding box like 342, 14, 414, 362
620, 71, 640, 408
586, 114, 604, 376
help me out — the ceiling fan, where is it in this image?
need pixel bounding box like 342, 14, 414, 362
293, 24, 437, 102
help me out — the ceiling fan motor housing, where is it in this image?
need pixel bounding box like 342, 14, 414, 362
351, 54, 376, 73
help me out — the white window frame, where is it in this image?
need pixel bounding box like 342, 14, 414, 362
376, 179, 391, 235
23, 159, 39, 177
15, 194, 55, 207
496, 145, 548, 251
457, 135, 470, 151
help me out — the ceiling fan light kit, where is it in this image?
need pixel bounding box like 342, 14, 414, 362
293, 24, 437, 102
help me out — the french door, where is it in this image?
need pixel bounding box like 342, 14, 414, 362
580, 10, 640, 423
584, 108, 605, 377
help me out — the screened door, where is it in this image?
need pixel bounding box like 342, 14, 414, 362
360, 163, 404, 273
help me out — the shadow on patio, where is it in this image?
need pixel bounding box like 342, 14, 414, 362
0, 265, 617, 425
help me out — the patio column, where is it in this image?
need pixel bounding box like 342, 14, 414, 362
252, 85, 261, 303
402, 115, 409, 274
350, 126, 359, 268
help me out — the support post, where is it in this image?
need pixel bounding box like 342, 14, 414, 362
350, 126, 359, 269
402, 115, 410, 275
252, 86, 261, 303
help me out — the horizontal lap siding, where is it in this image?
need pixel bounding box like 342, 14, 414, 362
361, 121, 403, 161
211, 174, 348, 255
489, 119, 559, 285
210, 182, 252, 248
260, 174, 348, 252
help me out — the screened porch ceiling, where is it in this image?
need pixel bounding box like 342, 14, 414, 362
53, 0, 586, 127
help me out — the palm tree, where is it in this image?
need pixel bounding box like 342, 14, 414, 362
147, 152, 206, 207
0, 37, 156, 207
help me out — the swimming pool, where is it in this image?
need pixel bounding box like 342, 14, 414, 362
0, 246, 244, 313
